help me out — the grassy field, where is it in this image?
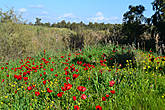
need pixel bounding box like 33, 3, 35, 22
0, 44, 165, 110
0, 22, 110, 62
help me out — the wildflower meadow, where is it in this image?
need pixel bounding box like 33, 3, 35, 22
0, 44, 165, 110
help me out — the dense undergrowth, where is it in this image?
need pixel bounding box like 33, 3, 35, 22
0, 44, 165, 110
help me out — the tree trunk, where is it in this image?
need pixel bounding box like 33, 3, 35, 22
155, 33, 159, 53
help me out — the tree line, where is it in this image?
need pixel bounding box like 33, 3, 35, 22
0, 0, 165, 54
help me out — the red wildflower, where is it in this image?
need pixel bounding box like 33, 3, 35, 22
100, 60, 104, 64
65, 71, 69, 75
35, 91, 40, 96
79, 61, 82, 65
106, 94, 110, 98
102, 97, 106, 101
61, 87, 66, 91
23, 72, 27, 76
109, 80, 115, 87
66, 77, 70, 81
55, 74, 58, 77
50, 68, 54, 72
61, 56, 64, 58
110, 90, 115, 94
1, 67, 4, 70
27, 86, 32, 91
43, 72, 46, 75
77, 86, 86, 92
64, 67, 68, 71
43, 80, 46, 85
1, 79, 5, 83
17, 75, 22, 80
81, 94, 87, 100
73, 96, 76, 101
47, 88, 53, 93
95, 105, 102, 110
57, 92, 64, 97
64, 83, 72, 90
14, 74, 18, 78
23, 77, 28, 81
73, 74, 79, 80
7, 75, 9, 77
74, 105, 80, 110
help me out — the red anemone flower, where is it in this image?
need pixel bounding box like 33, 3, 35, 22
77, 86, 86, 92
81, 94, 87, 100
50, 68, 54, 72
35, 91, 40, 96
54, 74, 58, 77
65, 71, 69, 75
109, 80, 115, 87
43, 80, 46, 85
102, 97, 106, 101
61, 87, 66, 91
110, 90, 115, 94
73, 74, 79, 80
66, 77, 70, 81
95, 105, 102, 110
47, 88, 53, 93
74, 105, 80, 110
17, 75, 22, 80
64, 83, 72, 90
1, 67, 4, 70
106, 94, 110, 98
23, 77, 28, 81
27, 86, 32, 91
73, 96, 76, 101
57, 92, 64, 97
1, 79, 5, 83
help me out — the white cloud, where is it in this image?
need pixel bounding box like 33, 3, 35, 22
87, 12, 119, 22
29, 4, 44, 9
96, 12, 103, 16
59, 13, 74, 18
18, 8, 27, 13
55, 12, 119, 23
57, 13, 76, 20
41, 11, 48, 15
109, 17, 119, 21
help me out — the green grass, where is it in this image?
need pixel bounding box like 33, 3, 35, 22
0, 44, 165, 110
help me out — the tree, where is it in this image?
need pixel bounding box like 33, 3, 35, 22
151, 0, 165, 43
44, 22, 51, 27
35, 18, 42, 25
0, 8, 23, 23
122, 5, 147, 46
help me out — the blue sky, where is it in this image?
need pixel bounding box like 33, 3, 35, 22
0, 0, 154, 24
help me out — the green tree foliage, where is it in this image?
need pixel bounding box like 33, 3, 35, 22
151, 0, 165, 42
0, 8, 23, 23
122, 5, 148, 46
35, 18, 42, 25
